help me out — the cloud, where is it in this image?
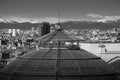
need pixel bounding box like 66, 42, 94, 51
86, 13, 120, 22
97, 16, 120, 22
86, 13, 103, 18
104, 16, 120, 20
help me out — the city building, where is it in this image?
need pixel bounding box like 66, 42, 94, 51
41, 22, 50, 36
0, 25, 119, 80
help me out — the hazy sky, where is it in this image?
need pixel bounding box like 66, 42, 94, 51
0, 0, 120, 20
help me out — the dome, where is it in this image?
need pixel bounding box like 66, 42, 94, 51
0, 49, 119, 80
109, 57, 120, 73
36, 29, 80, 41
0, 28, 119, 80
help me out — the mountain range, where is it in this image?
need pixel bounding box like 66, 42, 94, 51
0, 17, 120, 30
61, 20, 120, 30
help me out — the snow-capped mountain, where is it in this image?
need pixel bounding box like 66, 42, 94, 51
0, 18, 13, 23
0, 17, 68, 23
0, 17, 120, 23
0, 17, 120, 30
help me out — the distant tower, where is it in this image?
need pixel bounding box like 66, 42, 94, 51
41, 22, 50, 36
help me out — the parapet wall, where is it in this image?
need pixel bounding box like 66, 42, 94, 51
79, 43, 120, 62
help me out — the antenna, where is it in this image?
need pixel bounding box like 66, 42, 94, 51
58, 9, 61, 24
56, 9, 61, 80
57, 9, 62, 30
